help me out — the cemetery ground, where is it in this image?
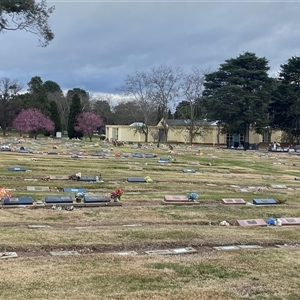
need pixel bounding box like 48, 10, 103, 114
1, 137, 300, 299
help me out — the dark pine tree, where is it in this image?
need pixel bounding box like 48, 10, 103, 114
49, 100, 62, 135
68, 94, 83, 139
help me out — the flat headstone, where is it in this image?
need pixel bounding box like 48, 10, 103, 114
63, 188, 86, 193
49, 175, 69, 180
127, 177, 146, 183
78, 176, 97, 182
144, 153, 155, 158
236, 188, 251, 193
8, 166, 26, 171
27, 186, 50, 191
253, 198, 277, 205
295, 177, 300, 181
3, 197, 33, 205
129, 166, 143, 171
222, 198, 246, 205
262, 175, 275, 180
223, 174, 234, 178
115, 251, 138, 255
18, 150, 29, 153
278, 218, 300, 226
182, 169, 196, 173
45, 195, 73, 203
238, 245, 263, 249
84, 195, 110, 203
206, 183, 217, 186
164, 195, 189, 202
47, 152, 58, 155
171, 247, 197, 254
91, 153, 105, 157
132, 152, 143, 158
28, 225, 51, 229
237, 219, 267, 227
213, 246, 240, 250
145, 249, 173, 255
271, 184, 287, 189
0, 252, 18, 259
50, 250, 79, 256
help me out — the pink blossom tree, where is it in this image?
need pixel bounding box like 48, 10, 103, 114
13, 108, 54, 139
74, 112, 103, 141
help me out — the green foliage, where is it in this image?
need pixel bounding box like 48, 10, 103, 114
49, 100, 61, 134
271, 56, 300, 143
0, 0, 55, 47
67, 94, 83, 139
23, 76, 50, 116
203, 52, 272, 143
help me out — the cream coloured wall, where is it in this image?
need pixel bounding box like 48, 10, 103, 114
105, 124, 271, 145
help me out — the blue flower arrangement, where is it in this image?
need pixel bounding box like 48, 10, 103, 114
187, 191, 199, 201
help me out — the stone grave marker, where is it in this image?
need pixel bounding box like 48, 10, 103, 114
164, 195, 189, 202
115, 251, 138, 255
45, 195, 73, 204
182, 169, 196, 173
50, 250, 80, 256
27, 186, 50, 191
127, 177, 146, 183
206, 183, 217, 186
262, 175, 275, 180
28, 225, 51, 229
8, 166, 26, 171
213, 246, 240, 250
129, 166, 143, 171
171, 247, 197, 254
223, 174, 234, 178
78, 176, 98, 182
3, 197, 33, 205
132, 152, 143, 158
145, 249, 173, 255
278, 218, 300, 226
295, 177, 300, 181
270, 184, 287, 189
235, 188, 251, 193
0, 252, 18, 259
84, 195, 110, 203
222, 198, 246, 205
238, 245, 263, 249
237, 219, 267, 226
63, 188, 86, 193
47, 152, 58, 155
253, 198, 277, 205
49, 175, 69, 180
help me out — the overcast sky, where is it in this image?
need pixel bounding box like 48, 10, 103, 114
1, 0, 299, 98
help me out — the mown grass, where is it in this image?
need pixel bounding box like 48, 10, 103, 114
1, 137, 300, 299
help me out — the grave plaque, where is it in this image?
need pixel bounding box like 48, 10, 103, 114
278, 218, 300, 226
3, 197, 33, 205
27, 186, 50, 191
295, 177, 300, 181
145, 250, 173, 255
78, 176, 97, 182
238, 245, 263, 249
84, 195, 110, 203
49, 175, 69, 180
213, 246, 239, 251
164, 195, 189, 202
127, 177, 146, 183
144, 153, 155, 158
45, 195, 73, 203
0, 252, 18, 259
8, 166, 26, 171
47, 152, 58, 155
182, 169, 196, 173
270, 184, 287, 189
222, 198, 246, 205
253, 198, 277, 205
237, 219, 267, 226
50, 250, 79, 256
63, 188, 86, 193
132, 152, 143, 158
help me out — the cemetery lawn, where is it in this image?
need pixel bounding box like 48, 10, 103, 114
1, 137, 300, 299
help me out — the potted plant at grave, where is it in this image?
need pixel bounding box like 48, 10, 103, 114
110, 188, 124, 202
187, 191, 199, 202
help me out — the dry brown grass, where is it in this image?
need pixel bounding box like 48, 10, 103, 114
1, 139, 300, 299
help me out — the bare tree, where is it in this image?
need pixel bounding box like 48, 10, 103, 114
0, 77, 22, 135
121, 70, 157, 142
149, 65, 182, 142
180, 67, 210, 145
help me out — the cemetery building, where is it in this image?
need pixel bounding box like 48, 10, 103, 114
105, 119, 282, 146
